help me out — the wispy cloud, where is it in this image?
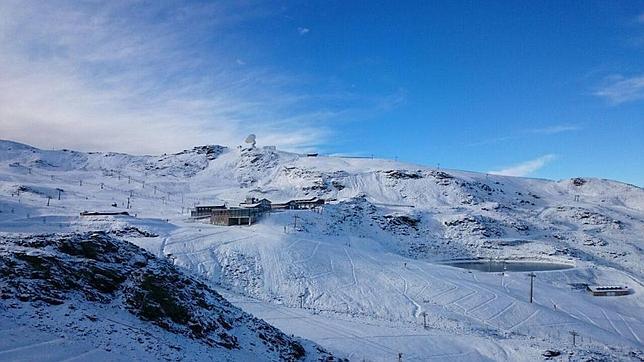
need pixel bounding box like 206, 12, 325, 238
527, 124, 581, 134
489, 154, 557, 177
0, 1, 340, 154
593, 74, 644, 105
467, 124, 581, 146
298, 27, 310, 35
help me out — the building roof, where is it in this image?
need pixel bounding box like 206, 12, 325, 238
240, 198, 271, 207
293, 197, 319, 202
239, 203, 263, 208
211, 207, 262, 216
195, 205, 226, 209
240, 198, 271, 204
273, 197, 323, 204
587, 285, 629, 292
80, 211, 130, 216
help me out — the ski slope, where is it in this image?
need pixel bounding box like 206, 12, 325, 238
1, 139, 642, 361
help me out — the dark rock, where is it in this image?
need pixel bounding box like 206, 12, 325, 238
384, 170, 423, 180
572, 178, 586, 186
542, 350, 561, 357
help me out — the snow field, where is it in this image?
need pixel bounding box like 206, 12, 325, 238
1, 140, 642, 360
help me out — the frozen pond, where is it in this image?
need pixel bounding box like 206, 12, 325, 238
442, 259, 574, 272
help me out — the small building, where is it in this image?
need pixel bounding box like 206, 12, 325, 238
239, 197, 272, 211
211, 207, 263, 226
587, 285, 630, 296
192, 197, 325, 226
191, 205, 226, 219
272, 197, 324, 210
270, 200, 291, 210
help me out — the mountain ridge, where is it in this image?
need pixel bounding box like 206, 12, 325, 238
1, 138, 643, 360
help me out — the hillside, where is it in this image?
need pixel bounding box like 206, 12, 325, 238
0, 139, 642, 361
0, 231, 331, 361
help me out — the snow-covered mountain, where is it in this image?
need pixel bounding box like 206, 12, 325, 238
1, 139, 643, 361
0, 231, 330, 361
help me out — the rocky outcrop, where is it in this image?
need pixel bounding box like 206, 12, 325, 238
0, 232, 331, 360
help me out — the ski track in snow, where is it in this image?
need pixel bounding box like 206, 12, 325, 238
617, 313, 642, 344
601, 308, 626, 338
0, 338, 66, 355
59, 349, 103, 362
361, 252, 424, 317
293, 240, 320, 264
574, 308, 601, 328
338, 247, 358, 290
467, 292, 498, 315
487, 301, 516, 322
507, 310, 539, 332
159, 236, 168, 257
238, 298, 401, 358
447, 290, 478, 313
308, 258, 334, 279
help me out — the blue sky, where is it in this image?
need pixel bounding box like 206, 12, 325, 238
0, 1, 642, 185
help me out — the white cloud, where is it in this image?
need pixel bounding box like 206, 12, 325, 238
0, 1, 332, 154
489, 154, 557, 177
593, 75, 644, 105
528, 124, 581, 134
468, 124, 581, 146
298, 27, 310, 35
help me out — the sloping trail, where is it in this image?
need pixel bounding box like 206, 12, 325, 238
0, 338, 66, 355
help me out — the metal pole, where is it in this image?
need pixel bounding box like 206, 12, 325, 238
569, 331, 578, 346
528, 273, 536, 303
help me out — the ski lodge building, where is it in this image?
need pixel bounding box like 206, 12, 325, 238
192, 197, 325, 226
190, 205, 226, 219
210, 207, 263, 226
239, 197, 272, 211
272, 197, 325, 210
587, 285, 630, 296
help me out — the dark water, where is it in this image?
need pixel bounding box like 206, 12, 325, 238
442, 260, 574, 272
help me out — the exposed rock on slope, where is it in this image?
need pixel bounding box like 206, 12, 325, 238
0, 232, 332, 361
